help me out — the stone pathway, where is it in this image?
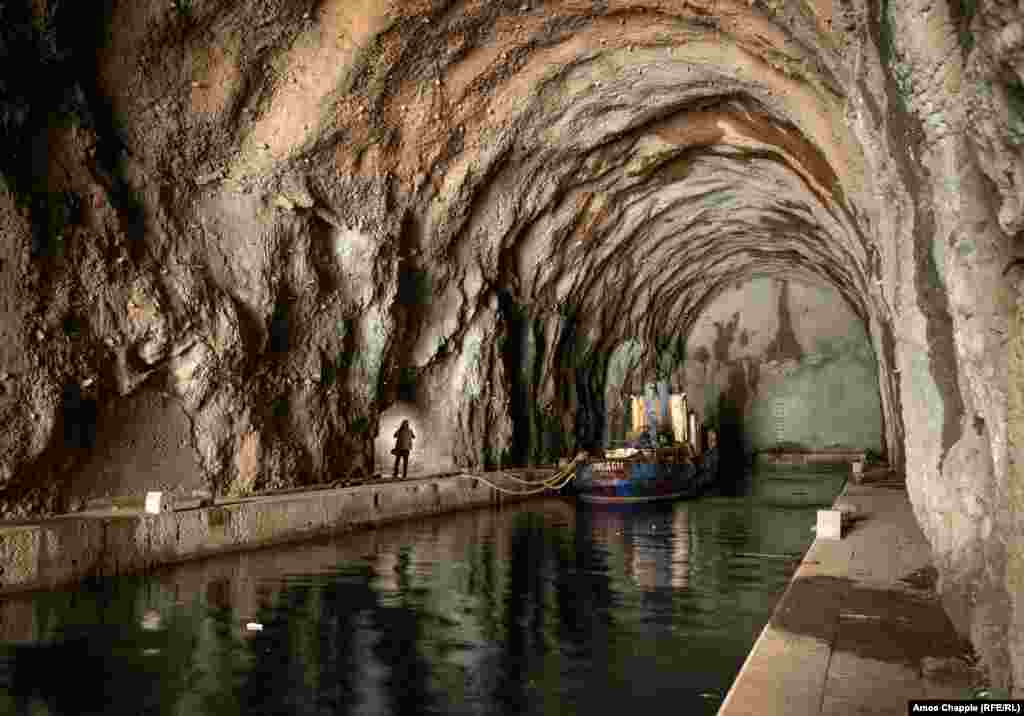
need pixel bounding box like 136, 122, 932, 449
718, 478, 981, 716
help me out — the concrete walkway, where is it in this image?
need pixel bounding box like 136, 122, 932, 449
0, 468, 558, 596
718, 477, 980, 716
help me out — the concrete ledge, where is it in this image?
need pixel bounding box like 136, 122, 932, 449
755, 450, 867, 468
0, 474, 543, 596
718, 479, 978, 716
719, 534, 852, 716
850, 466, 900, 485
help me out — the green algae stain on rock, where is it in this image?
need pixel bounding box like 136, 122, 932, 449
748, 335, 883, 452
453, 325, 491, 403
354, 305, 391, 399
932, 234, 948, 289
207, 506, 231, 531
906, 348, 946, 452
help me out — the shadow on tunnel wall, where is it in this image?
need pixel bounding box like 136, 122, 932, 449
497, 289, 530, 467
715, 390, 751, 483
61, 383, 98, 453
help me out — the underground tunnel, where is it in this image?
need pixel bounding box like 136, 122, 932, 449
0, 0, 1021, 700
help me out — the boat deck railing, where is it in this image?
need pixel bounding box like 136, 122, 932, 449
592, 445, 696, 464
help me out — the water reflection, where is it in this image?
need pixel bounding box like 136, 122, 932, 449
0, 472, 844, 716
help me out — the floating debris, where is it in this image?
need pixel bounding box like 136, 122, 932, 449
141, 610, 162, 631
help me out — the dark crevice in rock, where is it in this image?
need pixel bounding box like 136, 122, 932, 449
232, 294, 268, 363
52, 1, 151, 266
381, 217, 429, 407
61, 383, 98, 453
878, 318, 905, 469
555, 340, 575, 413
308, 215, 340, 295
498, 289, 531, 466
745, 356, 761, 398
765, 280, 804, 362
268, 296, 293, 356
947, 0, 978, 55
0, 3, 103, 265
575, 359, 606, 450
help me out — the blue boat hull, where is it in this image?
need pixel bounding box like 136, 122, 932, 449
574, 451, 717, 504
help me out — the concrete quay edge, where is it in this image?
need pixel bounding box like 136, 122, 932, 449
753, 450, 868, 468
717, 476, 977, 716
0, 473, 543, 596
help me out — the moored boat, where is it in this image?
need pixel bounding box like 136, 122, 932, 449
573, 445, 718, 504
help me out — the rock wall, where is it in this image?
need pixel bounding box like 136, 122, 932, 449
0, 0, 1021, 692
682, 276, 883, 458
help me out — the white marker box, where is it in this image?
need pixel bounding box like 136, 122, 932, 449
816, 509, 843, 540
145, 491, 166, 514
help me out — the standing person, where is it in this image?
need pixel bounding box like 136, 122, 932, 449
392, 419, 415, 479
701, 428, 720, 479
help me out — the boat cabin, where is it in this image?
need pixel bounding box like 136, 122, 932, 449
622, 387, 704, 457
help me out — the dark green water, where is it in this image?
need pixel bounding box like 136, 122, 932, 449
0, 470, 845, 716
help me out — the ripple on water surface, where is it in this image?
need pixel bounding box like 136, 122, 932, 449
0, 470, 844, 715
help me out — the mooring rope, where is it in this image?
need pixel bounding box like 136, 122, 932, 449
462, 453, 586, 495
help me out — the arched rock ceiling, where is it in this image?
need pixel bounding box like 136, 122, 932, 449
177, 0, 876, 359
8, 0, 1005, 692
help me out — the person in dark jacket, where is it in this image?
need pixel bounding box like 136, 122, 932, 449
392, 419, 415, 479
